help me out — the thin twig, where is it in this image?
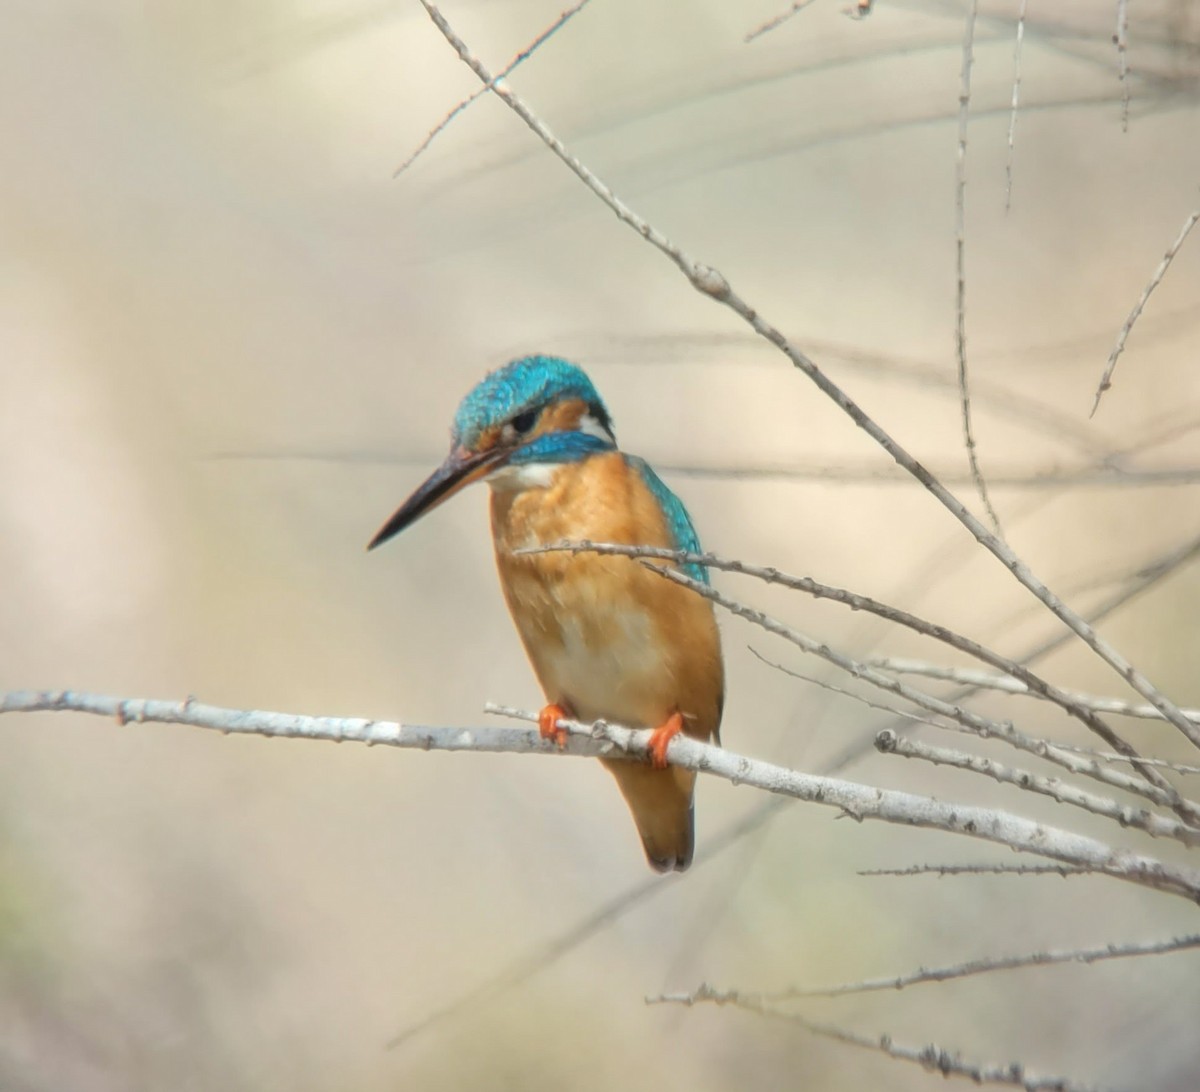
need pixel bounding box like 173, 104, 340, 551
954, 0, 1002, 535
648, 989, 1108, 1092
876, 730, 1200, 847
661, 932, 1200, 1000
744, 0, 818, 43
860, 862, 1093, 878
758, 648, 1200, 799
871, 656, 1200, 730
1091, 209, 1200, 416
1048, 743, 1200, 776
931, 710, 1182, 817
1005, 0, 1027, 212
418, 1, 1200, 754
395, 0, 593, 176
1115, 0, 1130, 131
972, 528, 1200, 780
750, 647, 940, 729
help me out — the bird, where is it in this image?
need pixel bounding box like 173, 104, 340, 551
368, 355, 723, 872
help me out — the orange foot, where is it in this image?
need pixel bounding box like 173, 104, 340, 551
647, 711, 684, 770
538, 703, 570, 749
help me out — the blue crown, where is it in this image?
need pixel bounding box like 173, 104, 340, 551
452, 355, 613, 449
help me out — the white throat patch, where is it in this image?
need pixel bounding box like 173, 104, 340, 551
487, 461, 559, 491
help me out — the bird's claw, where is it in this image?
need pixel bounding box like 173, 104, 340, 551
538, 703, 569, 748
647, 711, 684, 770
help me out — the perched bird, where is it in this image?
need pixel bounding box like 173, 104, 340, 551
368, 356, 723, 872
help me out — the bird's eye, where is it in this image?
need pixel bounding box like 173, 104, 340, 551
510, 409, 537, 435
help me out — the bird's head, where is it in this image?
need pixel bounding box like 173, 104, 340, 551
368, 355, 615, 550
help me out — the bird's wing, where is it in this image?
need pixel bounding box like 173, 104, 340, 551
624, 456, 709, 585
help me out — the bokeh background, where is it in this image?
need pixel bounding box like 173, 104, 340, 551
3, 1, 1200, 1088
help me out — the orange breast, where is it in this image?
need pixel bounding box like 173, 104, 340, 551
489, 452, 723, 743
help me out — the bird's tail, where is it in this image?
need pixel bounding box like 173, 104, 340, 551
601, 760, 696, 872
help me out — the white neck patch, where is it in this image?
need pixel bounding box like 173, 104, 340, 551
578, 411, 615, 444
487, 461, 559, 492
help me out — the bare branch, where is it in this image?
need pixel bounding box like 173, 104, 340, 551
931, 712, 1181, 817
1092, 208, 1200, 415
750, 647, 940, 728
744, 0, 818, 44
648, 988, 1108, 1092
747, 525, 1200, 803
1115, 0, 1130, 131
859, 862, 1093, 878
417, 1, 1200, 753
0, 689, 575, 756
523, 540, 1197, 822
5, 689, 1199, 902
660, 933, 1200, 1001
954, 0, 1003, 535
876, 730, 1200, 847
394, 0, 592, 176
1046, 744, 1200, 777
757, 649, 1200, 802
1005, 0, 1028, 211
658, 461, 1200, 488
871, 656, 1200, 730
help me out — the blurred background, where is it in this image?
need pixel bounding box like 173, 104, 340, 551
2, 1, 1199, 1088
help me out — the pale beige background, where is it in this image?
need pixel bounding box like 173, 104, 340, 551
2, 2, 1199, 1089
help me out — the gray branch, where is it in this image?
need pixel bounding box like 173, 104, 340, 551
875, 730, 1200, 847
759, 932, 1200, 998
648, 986, 1109, 1092
4, 689, 1200, 904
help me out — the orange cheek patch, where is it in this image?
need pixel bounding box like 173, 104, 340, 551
535, 399, 586, 437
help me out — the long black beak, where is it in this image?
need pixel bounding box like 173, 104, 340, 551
367, 445, 506, 551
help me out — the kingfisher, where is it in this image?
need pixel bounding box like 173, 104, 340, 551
368, 355, 724, 872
